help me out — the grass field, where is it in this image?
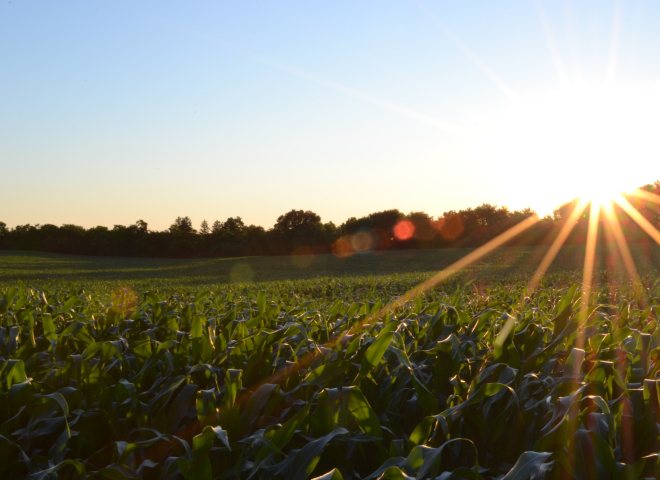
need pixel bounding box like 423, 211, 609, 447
0, 246, 659, 479
1, 243, 658, 286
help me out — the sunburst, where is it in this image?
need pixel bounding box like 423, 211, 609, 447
232, 188, 658, 411
228, 3, 660, 440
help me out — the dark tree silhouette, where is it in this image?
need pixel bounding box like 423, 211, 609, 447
169, 216, 195, 235
135, 219, 148, 233
272, 210, 329, 253
0, 182, 657, 258
209, 217, 248, 256
0, 221, 6, 248
274, 210, 322, 233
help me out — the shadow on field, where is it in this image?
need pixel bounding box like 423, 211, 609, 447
0, 244, 658, 286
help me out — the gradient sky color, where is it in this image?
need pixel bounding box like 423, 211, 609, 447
2, 1, 659, 230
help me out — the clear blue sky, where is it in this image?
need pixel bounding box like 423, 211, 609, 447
2, 1, 659, 230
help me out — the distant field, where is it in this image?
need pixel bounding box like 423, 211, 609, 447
1, 244, 658, 288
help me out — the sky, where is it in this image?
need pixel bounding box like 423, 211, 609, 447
1, 1, 659, 230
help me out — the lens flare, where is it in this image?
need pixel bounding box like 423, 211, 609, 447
393, 219, 415, 241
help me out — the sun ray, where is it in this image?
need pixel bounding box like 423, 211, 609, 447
151, 12, 468, 138
576, 201, 601, 353
603, 214, 625, 274
494, 201, 587, 352
601, 217, 626, 305
439, 28, 520, 102
627, 187, 660, 205
528, 199, 589, 293
534, 0, 569, 86
605, 0, 622, 84
342, 215, 540, 339
602, 204, 641, 463
602, 203, 642, 282
415, 1, 520, 101
230, 194, 652, 413
233, 215, 540, 403
493, 201, 587, 349
168, 26, 468, 139
614, 195, 660, 244
602, 202, 645, 303
562, 202, 602, 476
259, 60, 466, 138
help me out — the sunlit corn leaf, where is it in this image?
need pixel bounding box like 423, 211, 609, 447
361, 321, 396, 374
267, 427, 349, 480
500, 451, 554, 480
310, 467, 345, 480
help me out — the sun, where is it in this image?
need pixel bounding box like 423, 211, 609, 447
467, 81, 660, 216
577, 175, 630, 209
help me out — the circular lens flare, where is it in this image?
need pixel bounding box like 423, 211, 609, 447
393, 220, 415, 241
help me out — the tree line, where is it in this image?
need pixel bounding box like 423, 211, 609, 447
0, 183, 657, 258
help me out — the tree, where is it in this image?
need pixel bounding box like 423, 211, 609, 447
272, 210, 325, 253
222, 217, 246, 235
0, 221, 6, 247
337, 209, 404, 250
208, 217, 248, 256
406, 212, 436, 242
169, 216, 195, 235
472, 204, 509, 227
340, 209, 403, 235
273, 210, 322, 233
135, 219, 148, 233
367, 210, 403, 232
200, 220, 210, 235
